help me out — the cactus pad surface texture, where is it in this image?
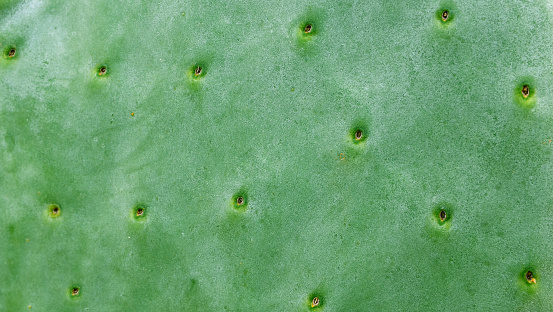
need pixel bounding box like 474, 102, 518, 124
2, 0, 553, 311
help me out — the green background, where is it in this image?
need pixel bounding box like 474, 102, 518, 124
2, 0, 553, 310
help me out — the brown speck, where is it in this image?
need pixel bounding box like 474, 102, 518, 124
8, 48, 16, 57
71, 287, 79, 296
304, 24, 313, 33
52, 206, 59, 215
194, 66, 202, 76
136, 208, 144, 217
99, 67, 107, 75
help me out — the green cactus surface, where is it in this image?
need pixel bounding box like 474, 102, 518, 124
2, 0, 553, 311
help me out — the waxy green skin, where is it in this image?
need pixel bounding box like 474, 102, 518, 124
2, 0, 553, 311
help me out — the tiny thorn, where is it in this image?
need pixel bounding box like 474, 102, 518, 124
311, 296, 320, 307
441, 10, 449, 21
355, 130, 363, 141
526, 271, 536, 284
522, 85, 530, 98
439, 209, 446, 221
236, 196, 244, 206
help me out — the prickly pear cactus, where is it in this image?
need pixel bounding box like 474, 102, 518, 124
2, 0, 553, 311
